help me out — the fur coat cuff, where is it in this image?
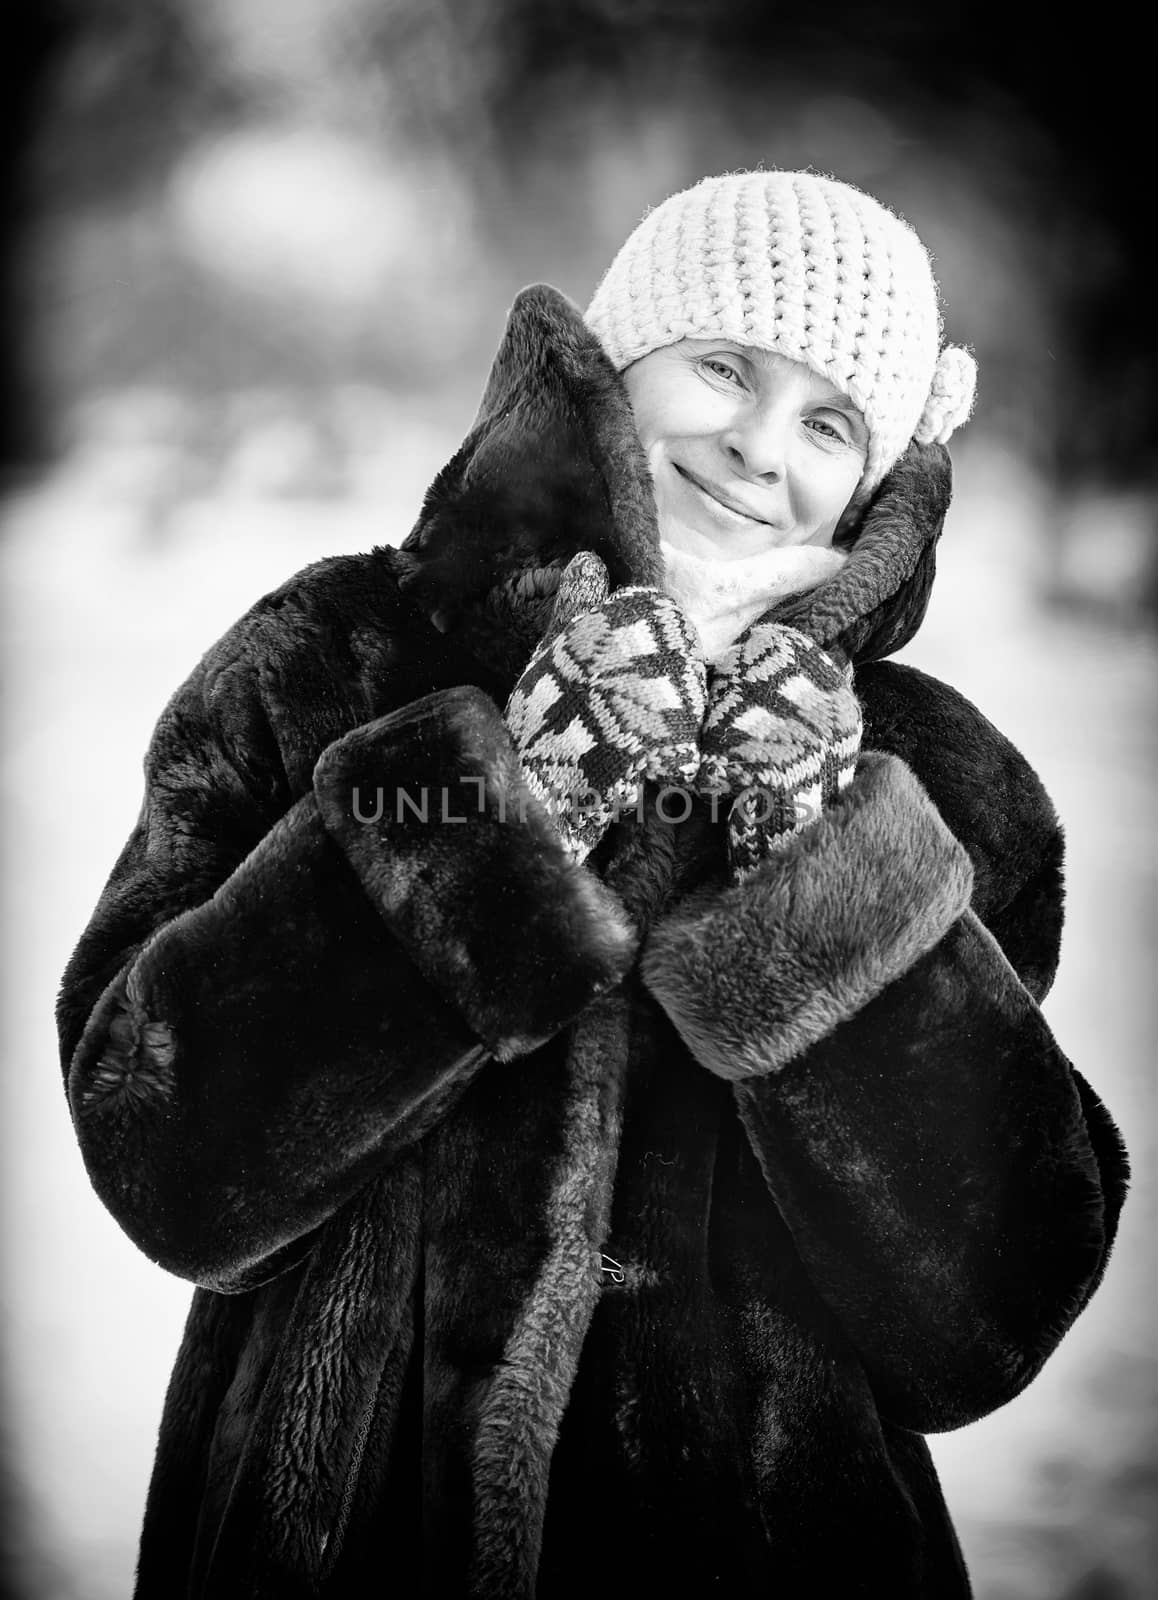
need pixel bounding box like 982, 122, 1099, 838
313, 684, 637, 1060
641, 751, 975, 1078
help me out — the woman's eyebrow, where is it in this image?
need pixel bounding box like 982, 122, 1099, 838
818, 396, 869, 431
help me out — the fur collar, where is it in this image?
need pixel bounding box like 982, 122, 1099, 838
395, 284, 955, 683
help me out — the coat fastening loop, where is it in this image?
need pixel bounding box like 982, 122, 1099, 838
599, 1253, 626, 1285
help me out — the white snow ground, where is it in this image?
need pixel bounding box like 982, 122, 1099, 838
2, 422, 1154, 1599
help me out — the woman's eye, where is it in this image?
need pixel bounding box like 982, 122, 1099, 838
702, 357, 743, 385
806, 415, 847, 443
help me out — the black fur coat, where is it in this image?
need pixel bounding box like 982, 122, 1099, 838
58, 286, 1129, 1599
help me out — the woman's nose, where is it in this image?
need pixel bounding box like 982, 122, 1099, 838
721, 410, 788, 480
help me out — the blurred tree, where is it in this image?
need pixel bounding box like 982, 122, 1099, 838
0, 0, 222, 470
1, 2, 67, 468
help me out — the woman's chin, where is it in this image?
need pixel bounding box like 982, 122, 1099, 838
660, 519, 794, 562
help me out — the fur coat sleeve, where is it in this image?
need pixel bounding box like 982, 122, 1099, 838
57, 595, 635, 1295
642, 661, 1129, 1433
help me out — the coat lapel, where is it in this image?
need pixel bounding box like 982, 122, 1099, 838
395, 284, 663, 684
467, 991, 634, 1599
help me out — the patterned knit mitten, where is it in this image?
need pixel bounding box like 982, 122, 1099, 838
699, 621, 863, 878
505, 552, 707, 861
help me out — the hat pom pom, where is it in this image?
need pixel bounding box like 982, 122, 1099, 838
914, 345, 977, 445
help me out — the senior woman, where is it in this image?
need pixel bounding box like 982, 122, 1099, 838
58, 171, 1127, 1599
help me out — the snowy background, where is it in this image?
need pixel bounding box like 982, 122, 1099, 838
1, 4, 1154, 1596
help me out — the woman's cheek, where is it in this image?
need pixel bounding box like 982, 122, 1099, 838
818, 447, 863, 516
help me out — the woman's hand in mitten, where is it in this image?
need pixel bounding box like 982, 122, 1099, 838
698, 621, 863, 878
504, 552, 707, 862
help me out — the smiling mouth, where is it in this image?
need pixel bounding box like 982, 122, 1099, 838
674, 465, 770, 526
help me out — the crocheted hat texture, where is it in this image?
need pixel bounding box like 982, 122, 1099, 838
586, 170, 977, 491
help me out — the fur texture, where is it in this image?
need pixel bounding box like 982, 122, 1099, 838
57, 284, 1129, 1599
769, 438, 952, 663
642, 752, 976, 1078
313, 684, 638, 1057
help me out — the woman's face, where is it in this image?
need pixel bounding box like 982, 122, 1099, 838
623, 340, 868, 561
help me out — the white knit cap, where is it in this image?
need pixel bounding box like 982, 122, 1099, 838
586, 170, 977, 491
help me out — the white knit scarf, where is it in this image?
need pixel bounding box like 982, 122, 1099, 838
659, 539, 849, 662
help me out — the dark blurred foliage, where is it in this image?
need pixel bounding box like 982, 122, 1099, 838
1, 0, 207, 468
0, 3, 65, 467
0, 0, 1151, 493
